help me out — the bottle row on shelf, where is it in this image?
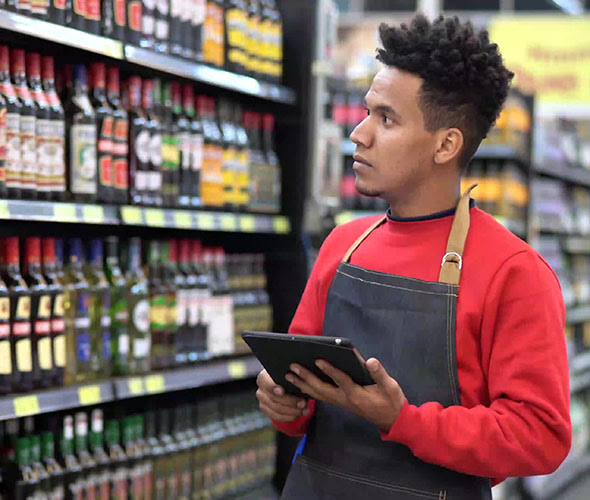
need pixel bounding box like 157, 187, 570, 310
0, 235, 272, 396
0, 47, 282, 213
1, 0, 283, 83
535, 117, 590, 171
2, 389, 275, 500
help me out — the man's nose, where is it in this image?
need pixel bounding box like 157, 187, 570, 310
350, 116, 372, 148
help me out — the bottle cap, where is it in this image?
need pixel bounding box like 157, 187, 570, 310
107, 66, 120, 94
42, 237, 56, 265
41, 56, 55, 81
4, 237, 19, 265
0, 46, 8, 72
25, 237, 41, 264
90, 62, 106, 89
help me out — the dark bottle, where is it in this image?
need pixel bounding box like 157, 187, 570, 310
191, 239, 210, 360
2, 237, 33, 393
65, 65, 98, 203
107, 67, 129, 205
178, 239, 195, 364
0, 66, 7, 200
185, 85, 203, 208
180, 0, 193, 59
14, 437, 39, 500
26, 53, 53, 201
84, 239, 111, 379
90, 409, 111, 500
161, 81, 180, 207
262, 112, 281, 213
105, 419, 128, 500
225, 0, 248, 74
219, 99, 238, 211
104, 236, 129, 377
127, 0, 143, 46
161, 241, 177, 368
74, 411, 98, 500
145, 79, 162, 207
122, 416, 143, 498
140, 0, 156, 50
197, 95, 223, 209
67, 0, 87, 31
58, 415, 84, 500
169, 0, 183, 56
41, 238, 66, 387
49, 0, 67, 25
157, 408, 180, 497
89, 63, 115, 204
172, 82, 190, 207
0, 266, 9, 395
0, 46, 16, 200
41, 56, 66, 201
145, 410, 165, 498
23, 237, 53, 390
127, 77, 148, 206
245, 0, 262, 77
154, 0, 170, 53
84, 0, 101, 34
233, 104, 250, 210
147, 241, 166, 370
167, 240, 186, 365
102, 0, 126, 40
41, 431, 65, 500
134, 415, 153, 500
210, 247, 234, 357
126, 237, 150, 375
192, 0, 206, 61
11, 49, 37, 200
245, 111, 266, 213
29, 433, 51, 498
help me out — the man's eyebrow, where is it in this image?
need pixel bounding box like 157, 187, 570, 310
363, 98, 401, 118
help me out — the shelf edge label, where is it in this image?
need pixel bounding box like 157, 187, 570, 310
145, 374, 165, 393
78, 385, 102, 405
228, 360, 247, 379
13, 395, 40, 417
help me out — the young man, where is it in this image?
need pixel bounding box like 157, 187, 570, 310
256, 14, 571, 499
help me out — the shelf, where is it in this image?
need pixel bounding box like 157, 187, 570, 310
0, 200, 291, 234
0, 11, 296, 105
0, 355, 261, 421
563, 236, 590, 254
566, 304, 590, 324
0, 10, 123, 59
473, 143, 529, 164
535, 162, 590, 188
570, 350, 590, 374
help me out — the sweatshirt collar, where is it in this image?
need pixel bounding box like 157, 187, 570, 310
387, 199, 476, 222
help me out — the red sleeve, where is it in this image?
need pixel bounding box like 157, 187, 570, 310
381, 250, 572, 481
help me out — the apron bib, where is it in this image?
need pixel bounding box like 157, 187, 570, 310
282, 187, 491, 500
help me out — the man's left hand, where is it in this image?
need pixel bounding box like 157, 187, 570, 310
285, 358, 406, 432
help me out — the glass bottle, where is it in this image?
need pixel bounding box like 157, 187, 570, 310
179, 239, 197, 364
0, 262, 10, 395
49, 0, 67, 24
105, 419, 128, 500
30, 433, 51, 498
107, 67, 129, 205
74, 411, 98, 500
142, 79, 160, 207
192, 0, 206, 62
102, 0, 126, 41
178, 84, 194, 207
89, 409, 111, 500
14, 437, 39, 499
161, 241, 177, 368
149, 79, 164, 207
63, 238, 92, 385
186, 85, 204, 208
246, 111, 267, 212
127, 0, 143, 46
84, 0, 101, 34
225, 0, 248, 74
168, 239, 187, 365
161, 82, 180, 208
127, 76, 148, 206
123, 416, 144, 498
66, 0, 86, 31
41, 430, 65, 500
154, 0, 170, 53
197, 95, 223, 209
234, 104, 250, 210
191, 240, 211, 361
58, 415, 84, 500
147, 241, 166, 370
262, 112, 281, 213
23, 237, 53, 390
140, 0, 156, 50
219, 99, 238, 211
104, 236, 129, 377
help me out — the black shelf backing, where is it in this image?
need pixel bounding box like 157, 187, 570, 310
535, 162, 590, 188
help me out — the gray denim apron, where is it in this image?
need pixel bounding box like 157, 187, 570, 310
282, 187, 492, 500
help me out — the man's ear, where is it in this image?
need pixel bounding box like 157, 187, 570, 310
434, 128, 464, 165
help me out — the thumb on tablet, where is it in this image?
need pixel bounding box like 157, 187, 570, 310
367, 358, 398, 395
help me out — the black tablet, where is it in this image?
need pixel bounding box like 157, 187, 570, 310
242, 331, 374, 396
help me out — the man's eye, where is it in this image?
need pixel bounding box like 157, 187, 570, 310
382, 115, 393, 125
365, 108, 370, 116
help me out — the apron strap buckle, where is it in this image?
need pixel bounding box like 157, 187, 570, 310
441, 252, 462, 270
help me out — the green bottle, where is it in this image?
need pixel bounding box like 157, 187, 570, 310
59, 415, 83, 500
104, 236, 129, 376
106, 419, 129, 500
15, 437, 38, 499
161, 241, 177, 369
89, 409, 111, 500
125, 238, 151, 375
74, 411, 97, 499
29, 434, 51, 497
41, 431, 65, 500
84, 239, 112, 379
147, 241, 167, 371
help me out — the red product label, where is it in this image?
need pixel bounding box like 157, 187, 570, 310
31, 90, 48, 107
13, 321, 31, 336
115, 0, 126, 26
99, 156, 113, 187
143, 472, 152, 500
113, 159, 128, 189
0, 324, 9, 338
34, 320, 51, 335
99, 481, 110, 500
73, 0, 85, 15
51, 318, 65, 332
0, 107, 6, 165
101, 116, 114, 138
0, 83, 16, 99
14, 86, 32, 101
128, 1, 142, 31
53, 0, 66, 9
114, 119, 128, 141
85, 484, 97, 500
98, 138, 113, 154
85, 0, 100, 20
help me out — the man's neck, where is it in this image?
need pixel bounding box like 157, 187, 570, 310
387, 184, 461, 219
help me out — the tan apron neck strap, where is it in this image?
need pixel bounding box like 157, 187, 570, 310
343, 215, 388, 264
438, 184, 477, 285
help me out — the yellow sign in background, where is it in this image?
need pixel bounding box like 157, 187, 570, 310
489, 16, 590, 104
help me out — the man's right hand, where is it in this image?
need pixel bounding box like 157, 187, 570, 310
256, 369, 310, 422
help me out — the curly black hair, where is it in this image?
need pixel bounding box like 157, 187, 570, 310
377, 14, 514, 167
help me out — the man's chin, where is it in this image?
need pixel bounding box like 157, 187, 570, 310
355, 182, 381, 198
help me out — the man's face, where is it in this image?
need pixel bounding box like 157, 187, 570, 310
350, 67, 439, 203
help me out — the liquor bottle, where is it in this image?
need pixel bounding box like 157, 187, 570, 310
74, 412, 98, 500
58, 415, 84, 500
178, 240, 196, 364
102, 0, 126, 40
89, 63, 115, 204
234, 104, 250, 210
89, 409, 111, 500
245, 0, 262, 78
125, 237, 150, 374
41, 237, 66, 387
169, 0, 183, 56
185, 84, 203, 207
105, 419, 128, 500
29, 433, 51, 497
265, 0, 282, 82
0, 261, 10, 395
161, 241, 177, 368
191, 240, 210, 360
145, 410, 164, 498
0, 65, 7, 200
23, 237, 53, 390
15, 0, 32, 16
41, 56, 66, 201
63, 238, 92, 385
192, 0, 206, 61
11, 49, 37, 200
104, 236, 129, 376
107, 67, 129, 204
123, 416, 144, 498
49, 0, 67, 24
154, 0, 170, 53
84, 0, 101, 34
148, 80, 164, 206
26, 53, 52, 201
179, 0, 193, 59
157, 408, 179, 497
168, 240, 186, 365
14, 437, 39, 499
0, 46, 18, 200
147, 241, 166, 370
41, 430, 65, 500
198, 95, 223, 209
65, 65, 98, 203
84, 239, 111, 378
134, 415, 153, 500
210, 247, 234, 356
127, 0, 143, 46
140, 0, 156, 50
203, 0, 225, 67
219, 99, 238, 210
67, 0, 86, 31
225, 0, 248, 74
174, 83, 191, 207
245, 111, 267, 212
161, 81, 180, 207
2, 237, 33, 393
127, 76, 148, 206
262, 112, 281, 212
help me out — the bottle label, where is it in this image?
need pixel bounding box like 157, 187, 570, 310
188, 288, 199, 326
35, 295, 52, 335
170, 0, 181, 18
132, 298, 150, 333
20, 115, 37, 189
0, 108, 6, 183
201, 143, 223, 206
38, 335, 53, 369
162, 135, 180, 171
135, 171, 147, 191
178, 131, 190, 170
191, 133, 203, 172
192, 0, 205, 25
51, 120, 66, 193
0, 340, 11, 374
118, 331, 129, 355
70, 123, 97, 194
148, 171, 162, 191
149, 295, 167, 329
114, 118, 128, 145
36, 118, 54, 192
103, 330, 111, 361
142, 13, 155, 36
73, 0, 85, 16
135, 128, 150, 164
5, 112, 20, 189
128, 1, 142, 32
0, 297, 8, 322
115, 0, 125, 26
53, 0, 66, 9
143, 0, 156, 9
14, 296, 31, 327
16, 337, 32, 372
99, 155, 113, 188
167, 294, 177, 329
53, 293, 65, 317
53, 333, 66, 367
114, 158, 128, 190
133, 336, 150, 358
149, 132, 162, 167
76, 332, 91, 363
176, 289, 188, 326
86, 0, 100, 20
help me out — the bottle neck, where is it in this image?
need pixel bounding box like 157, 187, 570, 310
91, 85, 107, 102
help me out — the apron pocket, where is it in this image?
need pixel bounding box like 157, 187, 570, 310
282, 455, 447, 500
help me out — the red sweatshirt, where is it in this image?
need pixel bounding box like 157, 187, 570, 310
273, 206, 571, 486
